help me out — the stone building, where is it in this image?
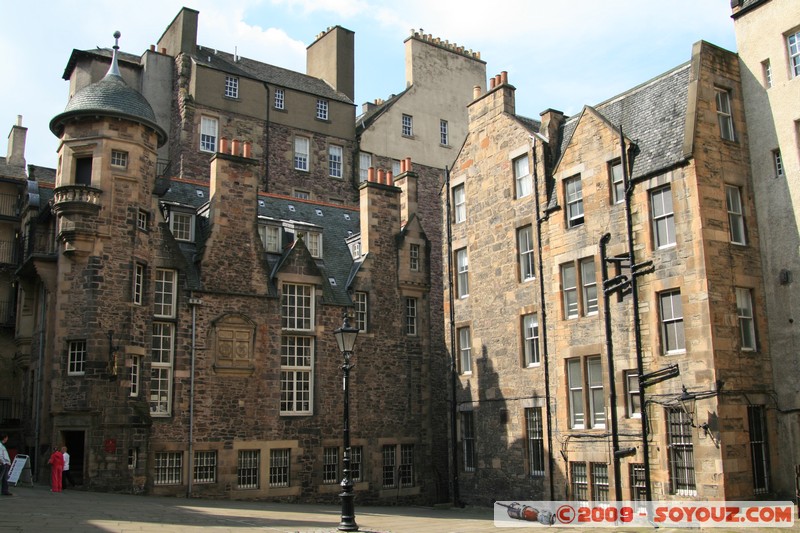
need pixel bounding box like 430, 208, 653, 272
731, 0, 800, 496
447, 41, 776, 504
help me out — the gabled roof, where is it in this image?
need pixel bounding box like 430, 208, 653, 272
61, 48, 142, 80
355, 88, 410, 134
555, 61, 691, 180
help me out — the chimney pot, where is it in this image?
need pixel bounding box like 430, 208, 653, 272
405, 157, 412, 172
473, 85, 481, 99
368, 167, 376, 182
500, 71, 508, 85
387, 170, 393, 184
243, 141, 252, 158
494, 74, 501, 86
377, 169, 386, 184
231, 138, 241, 156
220, 137, 229, 154
489, 77, 496, 90
161, 47, 167, 54
150, 45, 155, 52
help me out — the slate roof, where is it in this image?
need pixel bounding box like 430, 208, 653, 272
0, 157, 26, 180
61, 48, 142, 80
731, 0, 768, 17
556, 61, 691, 181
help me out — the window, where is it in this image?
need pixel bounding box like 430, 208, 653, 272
293, 190, 310, 200
440, 119, 449, 145
294, 137, 309, 171
726, 185, 746, 245
525, 407, 545, 477
788, 31, 800, 78
75, 157, 92, 185
225, 76, 239, 98
200, 116, 218, 152
323, 447, 339, 484
591, 463, 609, 502
359, 152, 372, 182
514, 155, 531, 199
518, 226, 535, 281
399, 444, 414, 487
748, 405, 770, 495
405, 297, 417, 336
610, 160, 624, 204
570, 462, 588, 503
625, 370, 641, 418
154, 452, 182, 485
630, 464, 647, 507
350, 446, 363, 482
522, 314, 540, 367
111, 150, 128, 168
774, 149, 785, 178
461, 412, 475, 472
456, 248, 469, 298
453, 184, 466, 224
154, 269, 177, 317
68, 340, 86, 375
561, 263, 577, 319
565, 175, 584, 228
382, 445, 396, 488
281, 283, 313, 331
328, 145, 343, 178
581, 258, 598, 315
316, 99, 328, 120
130, 355, 140, 397
305, 231, 322, 258
170, 211, 194, 242
150, 322, 174, 416
410, 243, 420, 271
736, 287, 756, 350
133, 263, 144, 305
567, 356, 605, 429
237, 450, 260, 489
393, 160, 402, 175
354, 292, 368, 332
269, 449, 290, 487
137, 210, 148, 231
280, 336, 313, 415
402, 114, 413, 137
715, 88, 735, 141
274, 87, 285, 110
458, 326, 472, 374
258, 224, 281, 253
650, 186, 676, 249
762, 60, 772, 88
659, 290, 685, 354
193, 451, 217, 484
666, 407, 696, 495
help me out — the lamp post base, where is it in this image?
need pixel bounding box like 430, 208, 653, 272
339, 490, 358, 531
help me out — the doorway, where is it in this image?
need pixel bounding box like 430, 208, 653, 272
61, 430, 85, 486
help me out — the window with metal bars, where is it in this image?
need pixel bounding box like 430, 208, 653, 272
526, 407, 545, 476
237, 450, 260, 489
323, 447, 339, 484
193, 451, 217, 484
461, 412, 475, 472
666, 407, 696, 495
154, 452, 182, 485
748, 405, 770, 495
269, 449, 290, 487
570, 462, 588, 503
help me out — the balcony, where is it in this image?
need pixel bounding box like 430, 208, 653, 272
0, 193, 18, 218
51, 185, 103, 217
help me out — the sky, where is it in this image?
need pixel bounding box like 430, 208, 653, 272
1, 0, 738, 170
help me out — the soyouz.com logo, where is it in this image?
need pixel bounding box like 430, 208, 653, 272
493, 501, 795, 528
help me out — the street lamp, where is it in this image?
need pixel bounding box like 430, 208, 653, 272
334, 314, 359, 532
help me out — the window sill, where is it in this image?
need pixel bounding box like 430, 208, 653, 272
664, 350, 687, 356
223, 95, 240, 102
273, 107, 287, 113
525, 363, 541, 369
315, 118, 331, 124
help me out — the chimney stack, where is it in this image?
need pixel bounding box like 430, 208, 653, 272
6, 115, 27, 170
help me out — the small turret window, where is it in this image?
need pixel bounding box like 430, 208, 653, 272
111, 150, 128, 168
75, 157, 92, 186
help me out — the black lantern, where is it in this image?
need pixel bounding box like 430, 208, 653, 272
333, 314, 359, 531
678, 385, 697, 424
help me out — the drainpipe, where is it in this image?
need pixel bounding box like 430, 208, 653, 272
444, 166, 461, 507
187, 294, 200, 498
531, 135, 554, 501
33, 283, 47, 480
262, 83, 271, 192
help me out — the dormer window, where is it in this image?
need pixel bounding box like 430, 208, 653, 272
350, 240, 361, 259
170, 210, 195, 242
298, 230, 322, 258
258, 224, 281, 253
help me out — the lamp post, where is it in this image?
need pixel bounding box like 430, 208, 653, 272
334, 314, 359, 532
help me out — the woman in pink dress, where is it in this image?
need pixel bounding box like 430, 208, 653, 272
48, 447, 64, 492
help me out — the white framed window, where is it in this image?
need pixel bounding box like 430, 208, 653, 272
567, 356, 604, 429
399, 444, 414, 487
774, 149, 785, 178
625, 370, 641, 418
137, 210, 148, 231
410, 243, 420, 271
659, 290, 685, 354
274, 87, 285, 110
456, 248, 469, 298
405, 297, 417, 336
726, 185, 746, 245
514, 155, 531, 199
523, 314, 540, 367
440, 119, 449, 145
316, 99, 329, 120
650, 186, 675, 249
328, 145, 343, 178
762, 60, 772, 88
154, 451, 182, 485
200, 116, 218, 152
193, 450, 217, 484
170, 211, 195, 242
581, 258, 598, 315
788, 31, 800, 78
610, 160, 624, 204
518, 225, 535, 281
359, 152, 372, 182
402, 114, 413, 137
587, 357, 605, 428
111, 150, 128, 168
150, 321, 174, 416
354, 292, 368, 332
666, 407, 696, 496
294, 136, 309, 171
293, 190, 310, 200
458, 326, 472, 374
461, 412, 475, 472
382, 445, 396, 488
453, 184, 466, 224
225, 76, 239, 98
748, 405, 770, 495
305, 231, 322, 258
715, 88, 735, 141
130, 355, 140, 397
630, 464, 647, 506
280, 336, 313, 414
526, 407, 545, 477
282, 283, 313, 331
133, 263, 144, 305
565, 175, 584, 228
567, 358, 585, 429
350, 446, 363, 482
570, 462, 589, 503
269, 449, 290, 487
68, 340, 86, 376
736, 287, 756, 350
154, 269, 177, 318
237, 450, 260, 489
258, 224, 282, 253
562, 263, 578, 319
591, 463, 610, 502
323, 447, 339, 484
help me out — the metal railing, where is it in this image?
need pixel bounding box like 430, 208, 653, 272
0, 193, 18, 217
